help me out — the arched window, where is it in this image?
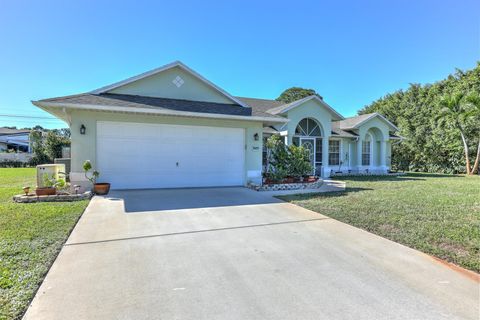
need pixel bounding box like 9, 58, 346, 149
295, 118, 322, 136
293, 118, 323, 176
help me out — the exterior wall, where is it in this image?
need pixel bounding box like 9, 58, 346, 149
268, 112, 395, 177
109, 66, 234, 104
0, 152, 32, 162
386, 141, 392, 167
69, 110, 263, 188
284, 99, 333, 177
356, 117, 391, 173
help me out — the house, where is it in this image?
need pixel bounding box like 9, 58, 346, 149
32, 61, 400, 190
0, 128, 31, 152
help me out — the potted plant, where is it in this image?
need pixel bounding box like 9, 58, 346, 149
35, 173, 66, 196
83, 160, 110, 195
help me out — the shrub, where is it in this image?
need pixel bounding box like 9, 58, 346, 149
0, 160, 31, 168
287, 145, 313, 178
264, 135, 313, 181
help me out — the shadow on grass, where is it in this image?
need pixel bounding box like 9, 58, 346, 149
334, 175, 424, 182
332, 172, 467, 183
278, 187, 373, 201
406, 172, 465, 178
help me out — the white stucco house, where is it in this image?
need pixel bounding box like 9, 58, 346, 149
33, 61, 400, 190
0, 128, 31, 152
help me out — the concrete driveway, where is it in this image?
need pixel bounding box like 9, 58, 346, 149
24, 188, 479, 320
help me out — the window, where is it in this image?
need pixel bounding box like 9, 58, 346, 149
295, 118, 321, 136
292, 136, 300, 146
362, 141, 371, 166
328, 140, 340, 166
315, 138, 322, 165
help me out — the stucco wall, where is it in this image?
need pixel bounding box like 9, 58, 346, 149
284, 99, 333, 144
69, 110, 263, 185
109, 66, 234, 104
356, 117, 392, 171
283, 99, 333, 177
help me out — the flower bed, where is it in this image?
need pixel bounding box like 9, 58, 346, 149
13, 192, 92, 203
249, 179, 323, 191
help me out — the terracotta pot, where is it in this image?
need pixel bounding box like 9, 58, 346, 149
284, 177, 295, 184
35, 187, 56, 196
93, 183, 110, 195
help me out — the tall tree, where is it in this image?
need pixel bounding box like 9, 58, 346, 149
436, 93, 475, 174
466, 93, 480, 174
276, 87, 322, 104
360, 63, 480, 174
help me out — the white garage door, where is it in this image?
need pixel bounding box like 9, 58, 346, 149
96, 121, 245, 189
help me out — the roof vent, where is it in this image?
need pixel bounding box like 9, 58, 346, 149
172, 76, 184, 88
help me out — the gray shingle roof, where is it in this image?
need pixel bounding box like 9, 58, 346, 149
331, 121, 357, 137
235, 97, 285, 118
336, 113, 376, 129
38, 93, 253, 117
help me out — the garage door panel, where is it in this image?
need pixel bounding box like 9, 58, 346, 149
96, 122, 245, 189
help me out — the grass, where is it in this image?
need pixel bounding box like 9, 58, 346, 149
0, 168, 89, 320
279, 173, 480, 272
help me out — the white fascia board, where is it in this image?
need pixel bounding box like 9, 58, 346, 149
89, 61, 250, 109
32, 101, 289, 124
276, 96, 344, 120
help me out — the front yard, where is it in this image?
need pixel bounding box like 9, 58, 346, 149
280, 173, 480, 273
0, 168, 89, 320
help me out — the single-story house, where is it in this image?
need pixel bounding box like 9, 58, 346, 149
0, 128, 31, 152
33, 61, 400, 190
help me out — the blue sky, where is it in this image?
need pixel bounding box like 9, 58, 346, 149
1, 0, 479, 129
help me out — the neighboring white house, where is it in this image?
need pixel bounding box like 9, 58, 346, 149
32, 61, 400, 190
0, 128, 31, 152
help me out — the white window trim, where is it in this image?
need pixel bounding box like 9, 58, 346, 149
362, 133, 374, 167
328, 138, 342, 167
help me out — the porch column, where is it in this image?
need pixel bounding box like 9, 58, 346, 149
379, 139, 387, 169
322, 137, 329, 177
356, 138, 363, 171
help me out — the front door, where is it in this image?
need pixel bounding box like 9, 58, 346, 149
300, 138, 315, 174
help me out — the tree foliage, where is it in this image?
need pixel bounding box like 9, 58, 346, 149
276, 87, 322, 104
28, 129, 71, 165
359, 63, 480, 174
44, 131, 71, 160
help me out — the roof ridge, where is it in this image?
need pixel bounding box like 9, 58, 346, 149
235, 96, 280, 102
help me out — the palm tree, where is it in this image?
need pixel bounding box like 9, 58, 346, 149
437, 92, 477, 175
465, 93, 480, 174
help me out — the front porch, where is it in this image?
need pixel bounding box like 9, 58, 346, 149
263, 116, 394, 178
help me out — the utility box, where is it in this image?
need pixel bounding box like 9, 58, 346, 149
54, 158, 71, 179
36, 164, 66, 188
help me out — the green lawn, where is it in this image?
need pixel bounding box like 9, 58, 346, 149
279, 173, 480, 272
0, 168, 89, 320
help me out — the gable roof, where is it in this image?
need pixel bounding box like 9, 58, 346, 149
90, 61, 250, 108
32, 93, 287, 124
265, 95, 344, 120
37, 93, 252, 117
338, 112, 399, 131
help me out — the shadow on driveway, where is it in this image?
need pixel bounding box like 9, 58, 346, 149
110, 187, 283, 213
